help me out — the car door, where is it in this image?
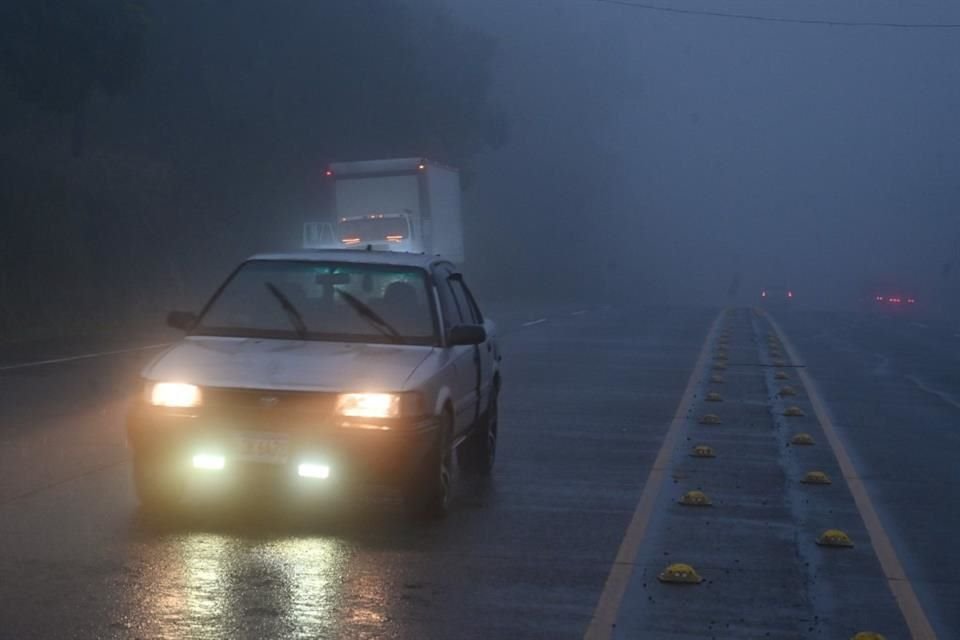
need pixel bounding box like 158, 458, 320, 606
433, 265, 480, 436
450, 273, 495, 416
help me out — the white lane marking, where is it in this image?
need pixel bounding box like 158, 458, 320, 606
522, 318, 548, 327
572, 310, 588, 316
0, 343, 172, 372
907, 375, 960, 412
911, 322, 929, 330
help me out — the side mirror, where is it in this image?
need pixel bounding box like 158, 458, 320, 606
447, 324, 486, 346
166, 310, 198, 332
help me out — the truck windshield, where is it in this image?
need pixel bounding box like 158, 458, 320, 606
195, 260, 437, 345
338, 216, 411, 245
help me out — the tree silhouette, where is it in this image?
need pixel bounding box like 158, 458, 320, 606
0, 0, 147, 157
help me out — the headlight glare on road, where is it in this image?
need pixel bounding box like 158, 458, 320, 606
335, 393, 400, 418
150, 382, 202, 408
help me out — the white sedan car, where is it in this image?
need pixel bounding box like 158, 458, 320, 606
128, 250, 500, 517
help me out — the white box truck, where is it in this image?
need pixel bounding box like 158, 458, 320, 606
304, 157, 464, 263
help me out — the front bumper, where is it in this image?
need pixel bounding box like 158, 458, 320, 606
127, 403, 440, 486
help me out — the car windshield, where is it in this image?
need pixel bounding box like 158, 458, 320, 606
195, 260, 436, 345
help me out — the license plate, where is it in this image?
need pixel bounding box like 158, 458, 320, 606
236, 433, 290, 464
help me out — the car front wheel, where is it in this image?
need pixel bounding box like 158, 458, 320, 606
404, 412, 453, 519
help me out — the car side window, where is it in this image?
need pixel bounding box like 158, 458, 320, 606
459, 278, 484, 324
433, 265, 461, 329
449, 277, 480, 325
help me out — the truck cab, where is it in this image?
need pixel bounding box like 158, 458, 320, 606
338, 213, 415, 252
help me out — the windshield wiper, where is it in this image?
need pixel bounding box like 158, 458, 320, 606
334, 288, 405, 344
265, 282, 308, 339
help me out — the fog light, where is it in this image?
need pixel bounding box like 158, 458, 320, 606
298, 463, 331, 479
192, 453, 225, 470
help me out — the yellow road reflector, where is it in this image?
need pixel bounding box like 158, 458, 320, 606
679, 490, 713, 506
791, 432, 815, 445
706, 392, 723, 402
779, 385, 797, 397
851, 633, 886, 640
710, 374, 724, 384
699, 413, 722, 425
784, 406, 806, 417
801, 470, 831, 484
775, 371, 789, 380
690, 444, 716, 458
658, 563, 703, 584
817, 529, 854, 547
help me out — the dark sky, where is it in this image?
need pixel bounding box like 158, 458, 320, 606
444, 0, 960, 306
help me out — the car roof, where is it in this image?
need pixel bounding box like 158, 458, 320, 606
248, 249, 449, 269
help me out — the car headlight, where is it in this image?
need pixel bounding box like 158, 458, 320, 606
150, 382, 202, 408
335, 393, 400, 418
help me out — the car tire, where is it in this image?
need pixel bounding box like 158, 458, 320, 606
458, 392, 497, 476
404, 411, 453, 519
133, 452, 186, 511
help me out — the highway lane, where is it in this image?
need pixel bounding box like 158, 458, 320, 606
776, 309, 960, 637
0, 305, 713, 639
2, 305, 953, 639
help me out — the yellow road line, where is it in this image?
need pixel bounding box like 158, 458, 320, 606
584, 310, 724, 640
767, 314, 937, 640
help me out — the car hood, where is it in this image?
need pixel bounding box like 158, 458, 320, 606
143, 336, 435, 392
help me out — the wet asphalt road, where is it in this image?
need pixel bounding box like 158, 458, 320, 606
0, 305, 710, 640
0, 304, 957, 639
776, 309, 960, 637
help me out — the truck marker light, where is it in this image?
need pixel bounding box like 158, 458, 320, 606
385, 235, 404, 242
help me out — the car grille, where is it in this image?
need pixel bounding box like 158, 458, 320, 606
201, 387, 337, 432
